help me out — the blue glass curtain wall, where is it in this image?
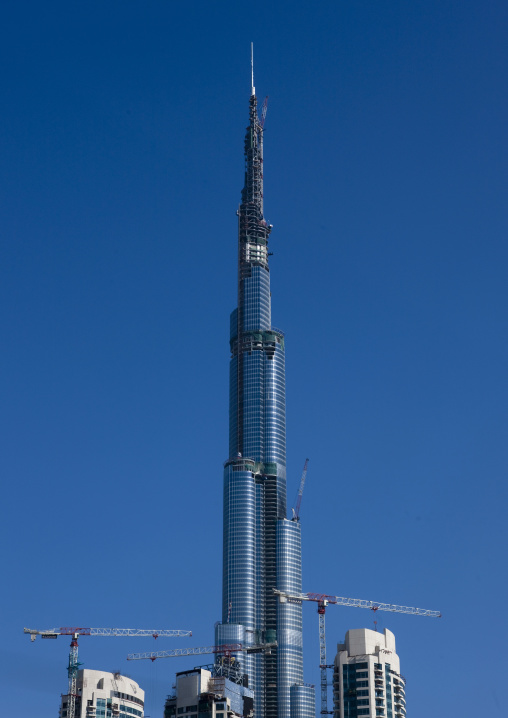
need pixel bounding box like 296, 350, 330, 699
217, 89, 307, 718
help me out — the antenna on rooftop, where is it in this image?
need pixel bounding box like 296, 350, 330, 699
251, 42, 255, 97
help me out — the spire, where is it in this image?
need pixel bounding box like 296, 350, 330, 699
251, 42, 255, 97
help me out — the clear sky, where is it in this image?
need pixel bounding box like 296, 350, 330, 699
1, 1, 507, 716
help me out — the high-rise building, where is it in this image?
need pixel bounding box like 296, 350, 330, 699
333, 629, 406, 718
214, 64, 314, 718
58, 669, 145, 718
164, 667, 254, 718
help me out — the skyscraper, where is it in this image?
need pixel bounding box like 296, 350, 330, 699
215, 60, 314, 718
333, 629, 406, 718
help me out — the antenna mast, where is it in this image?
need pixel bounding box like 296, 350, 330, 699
251, 42, 255, 97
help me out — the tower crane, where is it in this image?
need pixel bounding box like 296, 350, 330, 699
127, 641, 277, 662
260, 96, 269, 127
291, 458, 309, 521
274, 589, 441, 715
24, 627, 192, 718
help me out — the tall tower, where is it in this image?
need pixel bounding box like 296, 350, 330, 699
215, 52, 313, 718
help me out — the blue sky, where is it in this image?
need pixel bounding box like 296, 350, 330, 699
1, 1, 507, 716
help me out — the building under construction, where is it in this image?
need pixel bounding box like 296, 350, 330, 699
212, 50, 315, 718
164, 667, 253, 718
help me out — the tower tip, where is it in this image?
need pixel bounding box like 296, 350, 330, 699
251, 42, 255, 97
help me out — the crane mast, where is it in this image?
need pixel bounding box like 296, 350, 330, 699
68, 633, 80, 718
317, 603, 330, 716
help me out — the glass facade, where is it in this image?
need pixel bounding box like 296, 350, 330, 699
290, 685, 315, 718
216, 90, 305, 718
277, 520, 303, 718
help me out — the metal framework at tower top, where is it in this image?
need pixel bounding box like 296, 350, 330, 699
232, 67, 272, 459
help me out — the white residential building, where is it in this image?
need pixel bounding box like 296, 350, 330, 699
59, 669, 145, 718
333, 629, 406, 718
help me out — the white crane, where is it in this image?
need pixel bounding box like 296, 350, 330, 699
127, 641, 277, 662
291, 458, 309, 521
274, 589, 441, 714
24, 626, 192, 718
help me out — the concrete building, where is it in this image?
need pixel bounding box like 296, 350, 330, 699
333, 629, 406, 718
164, 667, 254, 718
59, 669, 144, 718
